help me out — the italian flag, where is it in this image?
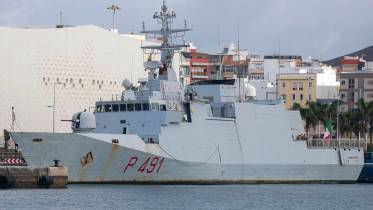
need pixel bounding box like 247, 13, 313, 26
323, 119, 333, 142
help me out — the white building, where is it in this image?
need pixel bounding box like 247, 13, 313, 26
0, 25, 150, 133
263, 55, 302, 84
299, 61, 340, 100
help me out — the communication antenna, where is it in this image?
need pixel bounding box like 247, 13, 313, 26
237, 23, 240, 57
237, 22, 242, 101
59, 11, 63, 25
278, 39, 281, 74
107, 5, 121, 31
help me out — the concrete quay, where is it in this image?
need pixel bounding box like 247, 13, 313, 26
0, 165, 68, 189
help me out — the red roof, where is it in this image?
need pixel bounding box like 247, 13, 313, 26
341, 59, 360, 65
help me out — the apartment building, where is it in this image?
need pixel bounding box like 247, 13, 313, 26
276, 73, 317, 109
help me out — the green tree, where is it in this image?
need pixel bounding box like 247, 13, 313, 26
292, 102, 317, 136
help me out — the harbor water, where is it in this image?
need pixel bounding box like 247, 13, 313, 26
1, 184, 373, 210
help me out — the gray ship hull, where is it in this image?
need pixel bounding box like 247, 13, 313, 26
12, 132, 363, 184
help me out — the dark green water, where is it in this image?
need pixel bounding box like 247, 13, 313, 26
1, 184, 373, 210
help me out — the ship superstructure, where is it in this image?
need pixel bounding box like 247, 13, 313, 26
10, 1, 365, 183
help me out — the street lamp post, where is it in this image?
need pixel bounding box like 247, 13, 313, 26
48, 82, 63, 133
107, 5, 121, 31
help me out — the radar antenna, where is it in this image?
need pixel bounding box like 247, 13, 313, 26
141, 0, 191, 81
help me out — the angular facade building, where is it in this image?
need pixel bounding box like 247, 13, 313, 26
0, 25, 148, 133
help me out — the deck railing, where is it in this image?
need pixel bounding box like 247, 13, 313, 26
306, 139, 366, 149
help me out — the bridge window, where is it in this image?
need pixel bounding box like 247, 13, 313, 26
151, 103, 159, 111
104, 104, 112, 112
127, 104, 134, 111
135, 103, 142, 111
96, 105, 103, 113
120, 104, 126, 111
142, 103, 150, 111
112, 104, 119, 112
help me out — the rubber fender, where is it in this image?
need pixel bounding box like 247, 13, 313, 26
0, 175, 16, 189
39, 175, 54, 187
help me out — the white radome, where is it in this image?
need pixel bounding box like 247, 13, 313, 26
122, 79, 132, 89
245, 83, 256, 98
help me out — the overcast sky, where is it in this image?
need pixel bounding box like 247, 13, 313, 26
0, 0, 372, 60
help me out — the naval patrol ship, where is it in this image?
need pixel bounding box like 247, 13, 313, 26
10, 1, 364, 183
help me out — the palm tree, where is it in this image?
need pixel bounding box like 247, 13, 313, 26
365, 100, 373, 144
345, 111, 355, 139
292, 102, 317, 136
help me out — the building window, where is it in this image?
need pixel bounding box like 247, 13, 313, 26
282, 94, 286, 100
368, 94, 373, 98
282, 82, 286, 88
350, 92, 355, 102
292, 94, 296, 101
341, 93, 345, 99
292, 82, 297, 91
300, 94, 303, 101
308, 81, 312, 87
308, 94, 312, 101
368, 80, 373, 85
358, 79, 364, 88
299, 82, 303, 91
341, 80, 346, 85
348, 79, 355, 89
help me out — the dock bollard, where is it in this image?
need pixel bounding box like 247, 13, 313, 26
53, 160, 60, 167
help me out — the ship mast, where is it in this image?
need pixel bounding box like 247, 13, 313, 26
141, 0, 191, 81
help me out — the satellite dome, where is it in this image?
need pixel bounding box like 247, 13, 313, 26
245, 83, 256, 98
122, 79, 132, 89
